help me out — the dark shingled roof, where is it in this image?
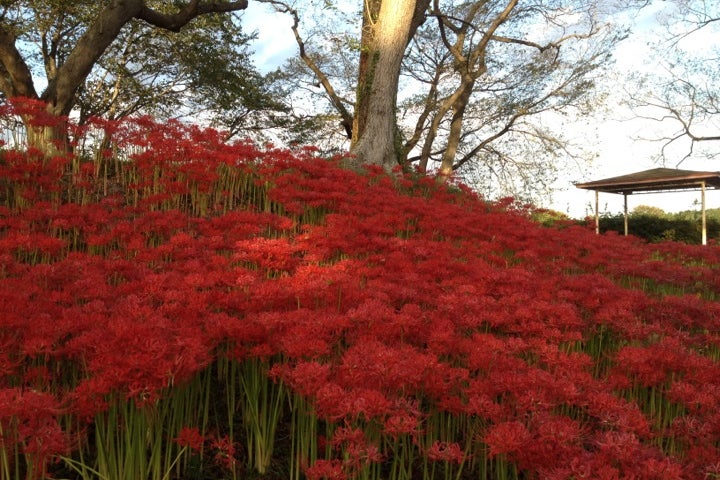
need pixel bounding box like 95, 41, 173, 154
574, 168, 720, 194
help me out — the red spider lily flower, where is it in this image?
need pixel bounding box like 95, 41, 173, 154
0, 388, 69, 478
383, 408, 421, 433
174, 426, 206, 452
483, 421, 531, 458
336, 340, 440, 396
303, 459, 346, 480
330, 425, 366, 447
340, 388, 392, 422
330, 425, 384, 468
585, 392, 651, 436
592, 430, 643, 466
424, 441, 465, 464
344, 441, 383, 469
7, 106, 720, 478
637, 457, 684, 480
687, 445, 720, 479
271, 361, 332, 398
210, 434, 237, 470
234, 237, 302, 274
313, 383, 351, 421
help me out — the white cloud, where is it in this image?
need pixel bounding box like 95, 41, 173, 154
240, 2, 297, 73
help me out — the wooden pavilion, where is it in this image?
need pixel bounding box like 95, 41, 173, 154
575, 168, 720, 245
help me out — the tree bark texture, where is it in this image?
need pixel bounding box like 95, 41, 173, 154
351, 0, 430, 169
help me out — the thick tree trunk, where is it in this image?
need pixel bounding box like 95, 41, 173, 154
352, 0, 381, 146
25, 123, 69, 155
351, 0, 429, 170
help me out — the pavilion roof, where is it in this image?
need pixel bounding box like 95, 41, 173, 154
574, 168, 720, 194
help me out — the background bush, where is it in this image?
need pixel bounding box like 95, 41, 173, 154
600, 207, 720, 244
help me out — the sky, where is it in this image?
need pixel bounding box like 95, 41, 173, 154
238, 1, 720, 219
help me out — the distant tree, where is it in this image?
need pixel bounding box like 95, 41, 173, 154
530, 208, 574, 228
601, 203, 720, 244
631, 205, 667, 217
0, 0, 251, 151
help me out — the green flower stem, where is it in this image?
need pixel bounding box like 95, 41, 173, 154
239, 357, 286, 474
289, 393, 318, 480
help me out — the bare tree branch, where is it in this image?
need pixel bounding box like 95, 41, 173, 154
261, 0, 354, 139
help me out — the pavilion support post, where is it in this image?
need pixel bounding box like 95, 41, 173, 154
701, 181, 707, 246
623, 193, 628, 236
595, 190, 599, 234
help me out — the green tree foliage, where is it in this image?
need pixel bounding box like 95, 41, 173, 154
631, 205, 668, 218
0, 1, 288, 147
75, 10, 287, 137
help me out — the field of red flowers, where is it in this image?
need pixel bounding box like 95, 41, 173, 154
2, 99, 720, 480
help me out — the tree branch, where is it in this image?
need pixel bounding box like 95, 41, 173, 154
44, 1, 249, 115
262, 0, 354, 139
0, 25, 38, 98
136, 0, 249, 32
452, 113, 520, 170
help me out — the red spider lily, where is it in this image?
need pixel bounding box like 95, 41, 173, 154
303, 459, 346, 480
174, 426, 206, 452
424, 440, 465, 463
0, 388, 69, 478
209, 434, 237, 470
382, 411, 422, 438
514, 412, 587, 474
5, 103, 720, 479
377, 398, 423, 439
312, 383, 352, 421
315, 424, 385, 478
483, 421, 532, 458
270, 361, 332, 398
585, 391, 651, 436
339, 388, 393, 421
336, 340, 440, 396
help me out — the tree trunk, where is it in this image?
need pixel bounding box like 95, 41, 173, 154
420, 0, 516, 179
438, 81, 473, 178
25, 123, 69, 156
351, 0, 429, 170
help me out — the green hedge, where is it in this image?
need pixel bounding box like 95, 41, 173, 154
600, 213, 720, 244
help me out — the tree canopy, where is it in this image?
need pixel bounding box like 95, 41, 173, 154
0, 0, 291, 149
